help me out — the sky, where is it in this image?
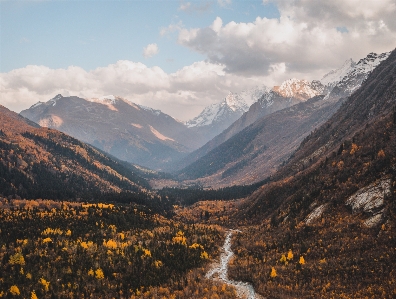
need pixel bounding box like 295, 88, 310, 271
1, 0, 396, 121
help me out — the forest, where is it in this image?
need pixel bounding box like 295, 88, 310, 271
0, 199, 239, 298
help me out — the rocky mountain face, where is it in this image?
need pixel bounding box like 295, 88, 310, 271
175, 51, 391, 186
20, 95, 201, 170
0, 105, 156, 201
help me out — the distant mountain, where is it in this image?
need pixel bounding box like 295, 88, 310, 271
175, 51, 391, 186
0, 105, 157, 202
322, 51, 391, 99
186, 86, 270, 143
173, 78, 325, 174
20, 95, 201, 170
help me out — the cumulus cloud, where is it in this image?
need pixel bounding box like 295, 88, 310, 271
0, 60, 270, 120
177, 0, 396, 78
143, 43, 159, 58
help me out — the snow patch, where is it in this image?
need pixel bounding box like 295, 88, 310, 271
346, 178, 391, 213
321, 59, 356, 86
149, 126, 174, 141
30, 102, 44, 109
139, 105, 161, 116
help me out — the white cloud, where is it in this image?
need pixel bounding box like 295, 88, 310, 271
143, 43, 159, 58
177, 0, 396, 78
0, 60, 271, 121
2, 0, 395, 123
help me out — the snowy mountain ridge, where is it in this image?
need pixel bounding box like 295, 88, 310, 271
321, 51, 391, 99
185, 91, 251, 128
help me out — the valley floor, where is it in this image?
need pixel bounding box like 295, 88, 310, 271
1, 196, 396, 299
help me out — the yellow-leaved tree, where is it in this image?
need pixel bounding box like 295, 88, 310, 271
31, 291, 38, 299
287, 249, 293, 260
9, 252, 25, 265
95, 268, 104, 279
39, 278, 50, 292
270, 267, 277, 278
10, 285, 20, 296
299, 256, 305, 265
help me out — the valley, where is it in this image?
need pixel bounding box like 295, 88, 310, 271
1, 48, 395, 298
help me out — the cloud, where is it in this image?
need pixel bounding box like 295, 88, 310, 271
143, 43, 159, 58
177, 0, 396, 77
0, 60, 272, 121
160, 21, 184, 36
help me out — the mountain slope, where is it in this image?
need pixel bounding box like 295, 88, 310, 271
244, 48, 396, 220
178, 95, 343, 186
220, 49, 396, 299
174, 79, 324, 173
174, 51, 390, 186
20, 95, 200, 170
0, 105, 158, 202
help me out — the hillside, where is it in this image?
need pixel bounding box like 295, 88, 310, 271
178, 95, 344, 186
223, 49, 396, 299
20, 95, 201, 171
0, 105, 161, 206
174, 51, 390, 187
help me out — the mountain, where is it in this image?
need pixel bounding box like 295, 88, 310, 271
175, 51, 391, 186
0, 105, 163, 204
20, 95, 201, 170
186, 86, 270, 143
174, 78, 326, 177
323, 51, 391, 99
225, 48, 396, 299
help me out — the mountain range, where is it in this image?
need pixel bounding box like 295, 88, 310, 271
174, 51, 390, 186
20, 95, 202, 170
19, 51, 390, 188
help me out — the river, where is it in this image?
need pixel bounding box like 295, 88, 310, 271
206, 230, 263, 299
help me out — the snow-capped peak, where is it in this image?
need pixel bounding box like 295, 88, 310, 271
238, 85, 271, 107
321, 58, 356, 86
186, 86, 271, 128
273, 78, 324, 100
51, 94, 63, 101
322, 51, 391, 100
48, 94, 63, 106
224, 92, 249, 112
